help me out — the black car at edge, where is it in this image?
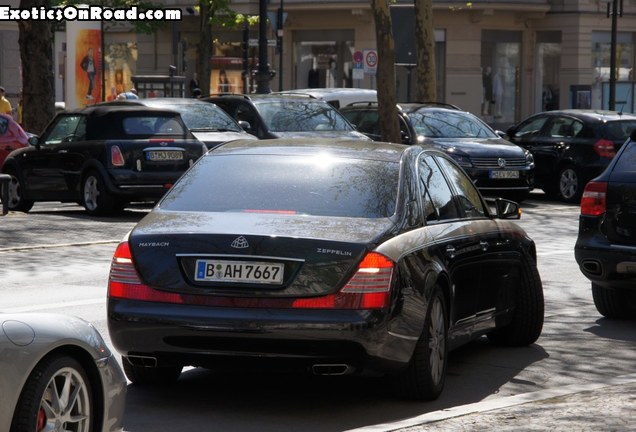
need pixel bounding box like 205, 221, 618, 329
575, 129, 636, 318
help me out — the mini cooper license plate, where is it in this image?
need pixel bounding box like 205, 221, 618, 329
146, 150, 183, 161
194, 260, 284, 284
490, 170, 519, 179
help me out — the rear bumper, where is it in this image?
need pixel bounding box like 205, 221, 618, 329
107, 298, 416, 375
106, 169, 185, 200
575, 236, 636, 290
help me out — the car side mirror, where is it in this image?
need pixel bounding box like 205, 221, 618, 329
0, 173, 10, 215
238, 120, 251, 132
28, 135, 40, 147
505, 127, 517, 138
485, 197, 521, 219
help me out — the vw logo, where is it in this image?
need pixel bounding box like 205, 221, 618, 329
497, 158, 507, 168
231, 236, 249, 249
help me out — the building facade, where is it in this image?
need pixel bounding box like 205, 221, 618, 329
3, 0, 636, 129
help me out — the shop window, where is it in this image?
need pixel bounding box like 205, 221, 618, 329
481, 31, 521, 125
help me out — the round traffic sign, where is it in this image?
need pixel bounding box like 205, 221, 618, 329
353, 51, 364, 63
365, 50, 378, 68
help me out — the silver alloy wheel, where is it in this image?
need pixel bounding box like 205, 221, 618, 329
83, 175, 100, 212
428, 296, 446, 385
559, 168, 578, 200
8, 174, 21, 207
39, 366, 91, 432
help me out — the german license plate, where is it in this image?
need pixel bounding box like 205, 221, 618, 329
194, 259, 284, 284
146, 150, 183, 161
490, 170, 519, 179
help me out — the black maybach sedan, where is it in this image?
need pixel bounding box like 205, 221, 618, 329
575, 129, 636, 318
107, 139, 544, 400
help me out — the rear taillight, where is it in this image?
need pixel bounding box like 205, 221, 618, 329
593, 139, 616, 158
111, 146, 125, 167
293, 252, 394, 310
580, 181, 607, 216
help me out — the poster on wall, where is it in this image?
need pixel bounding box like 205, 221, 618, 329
66, 20, 102, 109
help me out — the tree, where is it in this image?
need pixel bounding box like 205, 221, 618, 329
414, 0, 437, 102
18, 0, 55, 134
370, 0, 401, 143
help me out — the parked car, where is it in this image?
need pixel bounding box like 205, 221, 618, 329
1, 105, 207, 215
0, 175, 126, 431
103, 98, 257, 150
107, 138, 544, 401
272, 88, 378, 109
204, 94, 370, 140
506, 109, 636, 203
340, 102, 535, 202
0, 113, 30, 169
574, 129, 636, 318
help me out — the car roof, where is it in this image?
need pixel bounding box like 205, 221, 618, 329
341, 101, 461, 112
206, 93, 332, 104
66, 104, 182, 118
209, 138, 414, 163
536, 109, 636, 122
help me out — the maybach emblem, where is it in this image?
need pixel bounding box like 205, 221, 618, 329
497, 158, 507, 168
231, 236, 250, 249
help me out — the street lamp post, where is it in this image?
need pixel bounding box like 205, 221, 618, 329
256, 0, 273, 94
607, 0, 622, 110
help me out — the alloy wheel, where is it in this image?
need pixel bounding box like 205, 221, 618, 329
38, 366, 91, 432
428, 296, 446, 385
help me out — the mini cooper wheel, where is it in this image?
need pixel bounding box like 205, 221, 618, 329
82, 170, 116, 215
397, 286, 448, 400
11, 355, 93, 432
3, 168, 34, 212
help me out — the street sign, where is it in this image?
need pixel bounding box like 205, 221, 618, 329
353, 50, 364, 64
363, 49, 378, 75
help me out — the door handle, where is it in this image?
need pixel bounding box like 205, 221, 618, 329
480, 241, 489, 251
58, 149, 68, 153
445, 245, 456, 259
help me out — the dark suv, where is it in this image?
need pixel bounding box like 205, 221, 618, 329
340, 102, 535, 202
506, 110, 636, 203
575, 129, 636, 318
204, 94, 370, 141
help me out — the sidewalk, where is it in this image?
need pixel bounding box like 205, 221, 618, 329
348, 374, 636, 432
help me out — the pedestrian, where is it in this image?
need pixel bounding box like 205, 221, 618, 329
80, 47, 97, 100
189, 73, 200, 97
0, 86, 13, 116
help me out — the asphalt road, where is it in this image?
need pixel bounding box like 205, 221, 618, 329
1, 193, 635, 431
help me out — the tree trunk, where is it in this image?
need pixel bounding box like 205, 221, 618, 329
18, 0, 55, 135
197, 2, 213, 96
414, 0, 437, 102
370, 0, 400, 144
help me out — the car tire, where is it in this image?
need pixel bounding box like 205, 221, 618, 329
487, 257, 544, 346
82, 170, 116, 215
591, 283, 633, 319
11, 354, 93, 432
396, 286, 448, 401
3, 168, 34, 212
122, 356, 182, 385
557, 165, 584, 204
